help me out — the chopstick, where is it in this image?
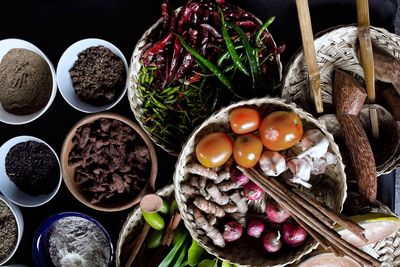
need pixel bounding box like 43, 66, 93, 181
237, 167, 381, 267
356, 0, 379, 139
295, 0, 323, 113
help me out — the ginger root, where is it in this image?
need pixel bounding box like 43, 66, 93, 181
186, 163, 218, 180
181, 184, 199, 198
206, 183, 229, 205
207, 214, 217, 226
215, 170, 230, 184
230, 191, 248, 214
217, 180, 241, 192
223, 203, 238, 213
194, 208, 225, 247
193, 197, 225, 217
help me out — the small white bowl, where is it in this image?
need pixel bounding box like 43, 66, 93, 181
0, 136, 62, 207
57, 38, 128, 113
0, 194, 24, 265
0, 38, 57, 125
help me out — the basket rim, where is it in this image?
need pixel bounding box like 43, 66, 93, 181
173, 97, 348, 267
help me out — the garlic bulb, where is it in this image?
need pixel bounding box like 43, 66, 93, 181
259, 151, 287, 177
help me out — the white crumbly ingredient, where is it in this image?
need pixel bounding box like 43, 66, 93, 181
48, 216, 110, 267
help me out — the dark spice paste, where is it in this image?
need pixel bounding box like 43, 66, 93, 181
0, 200, 18, 262
69, 45, 126, 106
68, 118, 150, 204
5, 141, 59, 196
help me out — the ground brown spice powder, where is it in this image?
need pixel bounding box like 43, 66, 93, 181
0, 48, 52, 115
0, 200, 18, 262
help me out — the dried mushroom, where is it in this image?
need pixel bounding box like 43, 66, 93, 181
68, 118, 150, 203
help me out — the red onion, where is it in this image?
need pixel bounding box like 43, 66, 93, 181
230, 168, 249, 186
265, 201, 291, 223
263, 230, 283, 253
283, 222, 308, 247
243, 181, 263, 200
247, 219, 264, 238
223, 221, 243, 242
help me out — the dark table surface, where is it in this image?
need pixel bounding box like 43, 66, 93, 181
0, 0, 398, 266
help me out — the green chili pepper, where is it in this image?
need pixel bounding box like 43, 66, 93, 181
220, 9, 249, 76
142, 211, 165, 230
176, 34, 241, 98
226, 21, 260, 89
217, 45, 244, 66
255, 16, 276, 46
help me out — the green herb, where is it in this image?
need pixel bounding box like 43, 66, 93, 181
159, 232, 188, 267
221, 260, 233, 267
173, 242, 189, 267
198, 259, 217, 267
188, 240, 206, 266
172, 226, 187, 246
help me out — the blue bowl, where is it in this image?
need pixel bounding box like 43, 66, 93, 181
32, 211, 114, 267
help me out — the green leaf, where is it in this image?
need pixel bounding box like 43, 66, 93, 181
159, 232, 188, 267
146, 230, 163, 249
188, 240, 206, 266
172, 226, 187, 246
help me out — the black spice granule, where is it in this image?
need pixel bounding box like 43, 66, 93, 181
5, 141, 59, 196
69, 45, 126, 106
0, 200, 18, 262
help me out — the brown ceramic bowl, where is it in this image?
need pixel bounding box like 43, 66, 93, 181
60, 112, 157, 212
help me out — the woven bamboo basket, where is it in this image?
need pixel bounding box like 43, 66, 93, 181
173, 97, 347, 267
127, 7, 282, 156
281, 25, 400, 175
115, 184, 174, 267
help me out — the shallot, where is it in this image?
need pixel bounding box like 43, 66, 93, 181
230, 168, 249, 186
247, 219, 264, 238
263, 230, 283, 253
283, 222, 308, 247
223, 221, 243, 242
265, 201, 291, 223
243, 181, 263, 200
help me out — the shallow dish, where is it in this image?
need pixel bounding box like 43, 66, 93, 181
57, 38, 128, 113
0, 135, 62, 207
0, 38, 57, 125
0, 194, 24, 265
32, 211, 113, 267
60, 112, 158, 212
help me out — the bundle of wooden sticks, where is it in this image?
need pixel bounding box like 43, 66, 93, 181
238, 167, 381, 267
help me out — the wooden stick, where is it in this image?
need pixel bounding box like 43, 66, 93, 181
124, 223, 151, 267
292, 214, 331, 250
356, 0, 379, 139
357, 0, 375, 102
161, 212, 181, 246
295, 0, 323, 113
239, 167, 381, 267
292, 188, 368, 243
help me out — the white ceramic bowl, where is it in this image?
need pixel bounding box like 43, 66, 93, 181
56, 38, 128, 113
0, 38, 57, 125
0, 194, 24, 265
0, 136, 62, 207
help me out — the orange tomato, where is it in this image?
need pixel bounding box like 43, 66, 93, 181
233, 134, 263, 168
196, 132, 233, 168
259, 111, 303, 151
229, 108, 261, 134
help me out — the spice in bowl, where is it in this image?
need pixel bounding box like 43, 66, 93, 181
5, 140, 59, 196
69, 45, 126, 106
48, 215, 111, 267
68, 118, 151, 204
0, 200, 18, 263
0, 48, 52, 115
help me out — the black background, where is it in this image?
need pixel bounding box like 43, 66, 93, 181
0, 0, 397, 266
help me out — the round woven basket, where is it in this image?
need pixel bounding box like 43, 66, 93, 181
127, 7, 282, 156
281, 25, 400, 175
173, 97, 347, 267
115, 184, 174, 267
